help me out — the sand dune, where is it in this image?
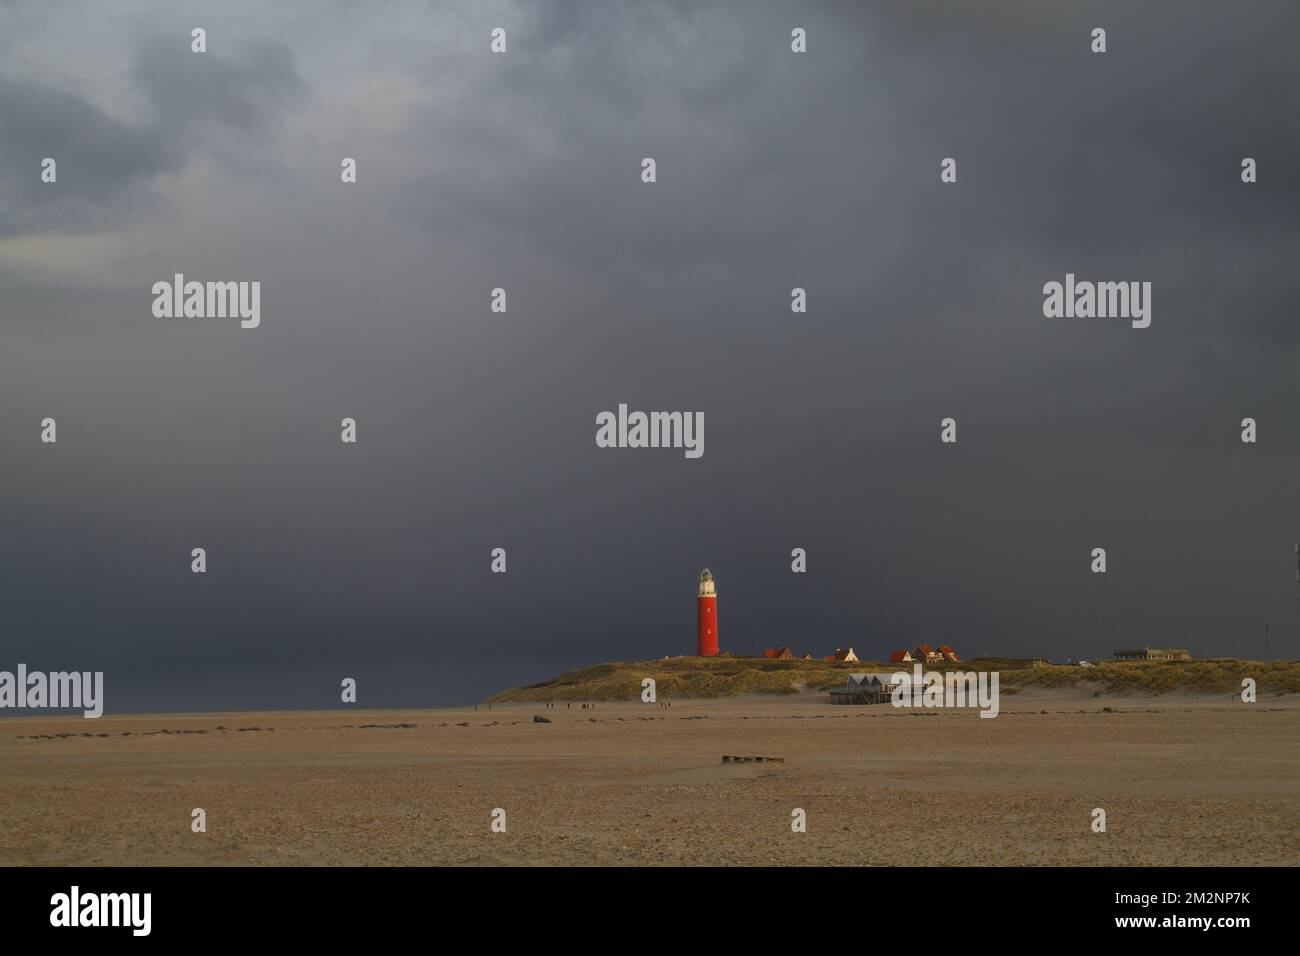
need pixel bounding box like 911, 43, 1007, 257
1, 691, 1296, 866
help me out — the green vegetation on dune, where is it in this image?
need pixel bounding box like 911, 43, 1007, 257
486, 655, 872, 702
1001, 659, 1300, 696
486, 655, 1300, 702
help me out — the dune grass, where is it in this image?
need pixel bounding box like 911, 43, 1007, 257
486, 655, 872, 702
1001, 658, 1300, 696
486, 655, 1300, 702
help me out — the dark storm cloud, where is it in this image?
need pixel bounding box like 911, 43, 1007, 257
0, 76, 163, 238
396, 1, 861, 288
388, 0, 1300, 386
0, 36, 300, 238
1, 1, 1298, 714
130, 36, 301, 141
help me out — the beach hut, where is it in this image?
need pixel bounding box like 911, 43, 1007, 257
829, 674, 889, 705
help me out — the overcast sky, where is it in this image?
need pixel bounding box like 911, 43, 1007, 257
2, 1, 1298, 713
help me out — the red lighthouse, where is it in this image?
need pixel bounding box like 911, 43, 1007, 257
697, 568, 719, 657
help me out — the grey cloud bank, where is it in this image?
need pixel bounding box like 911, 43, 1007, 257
1, 1, 1297, 712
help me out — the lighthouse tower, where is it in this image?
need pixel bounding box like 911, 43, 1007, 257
697, 568, 719, 657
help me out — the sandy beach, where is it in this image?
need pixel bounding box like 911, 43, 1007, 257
2, 689, 1296, 866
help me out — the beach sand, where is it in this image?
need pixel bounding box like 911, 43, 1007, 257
2, 689, 1296, 866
